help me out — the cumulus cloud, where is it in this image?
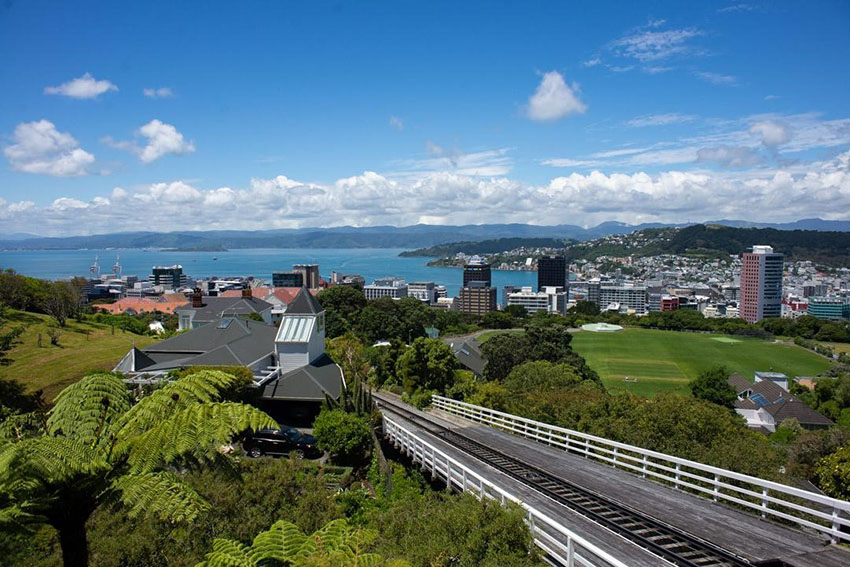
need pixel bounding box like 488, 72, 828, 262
143, 87, 174, 98
104, 119, 195, 163
749, 121, 791, 148
389, 116, 404, 131
526, 71, 587, 122
3, 150, 848, 235
44, 73, 118, 99
627, 113, 696, 127
3, 120, 95, 176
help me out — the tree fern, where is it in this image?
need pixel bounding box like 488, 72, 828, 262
112, 370, 245, 440
47, 373, 130, 447
121, 402, 276, 473
249, 519, 308, 563
195, 518, 409, 567
0, 369, 281, 567
109, 471, 208, 523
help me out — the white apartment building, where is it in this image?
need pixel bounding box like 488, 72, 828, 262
507, 286, 567, 315
364, 277, 408, 300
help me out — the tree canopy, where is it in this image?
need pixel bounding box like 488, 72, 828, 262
0, 370, 275, 567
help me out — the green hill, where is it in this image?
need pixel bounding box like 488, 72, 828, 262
0, 310, 158, 400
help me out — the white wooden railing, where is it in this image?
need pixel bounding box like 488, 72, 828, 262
432, 396, 850, 543
384, 415, 630, 567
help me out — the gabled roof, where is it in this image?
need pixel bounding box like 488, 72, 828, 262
285, 287, 323, 315
443, 337, 485, 376
127, 318, 277, 372
177, 296, 273, 322
261, 353, 343, 401
729, 374, 797, 406
764, 401, 834, 427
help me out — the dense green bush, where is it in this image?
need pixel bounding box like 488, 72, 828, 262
313, 409, 373, 465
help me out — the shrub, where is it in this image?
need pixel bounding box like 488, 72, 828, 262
313, 409, 373, 465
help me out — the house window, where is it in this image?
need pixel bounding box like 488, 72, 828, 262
317, 313, 325, 332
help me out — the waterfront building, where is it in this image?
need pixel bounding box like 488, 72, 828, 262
457, 282, 497, 316
463, 257, 491, 287
150, 265, 188, 289
537, 255, 567, 291
506, 286, 567, 315
293, 264, 321, 290
272, 270, 304, 288
408, 281, 437, 303
740, 245, 783, 323
364, 277, 408, 300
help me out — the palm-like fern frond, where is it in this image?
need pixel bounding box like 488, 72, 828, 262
108, 471, 209, 523
196, 518, 394, 567
121, 402, 276, 473
47, 372, 130, 446
0, 411, 46, 441
249, 519, 308, 563
196, 538, 254, 567
1, 437, 109, 483
112, 370, 245, 441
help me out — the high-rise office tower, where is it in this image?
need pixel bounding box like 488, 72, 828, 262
463, 257, 491, 287
537, 255, 566, 291
740, 245, 783, 323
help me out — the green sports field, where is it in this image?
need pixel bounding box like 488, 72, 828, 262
570, 328, 833, 396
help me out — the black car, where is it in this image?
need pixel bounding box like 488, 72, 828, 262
242, 425, 321, 459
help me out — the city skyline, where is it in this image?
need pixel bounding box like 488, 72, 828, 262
1, 1, 849, 235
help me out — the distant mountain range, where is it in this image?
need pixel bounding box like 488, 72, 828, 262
1, 218, 848, 251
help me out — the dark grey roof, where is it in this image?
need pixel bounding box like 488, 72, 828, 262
132, 318, 277, 372
765, 401, 833, 427
285, 287, 323, 315
178, 296, 272, 322
728, 374, 796, 405
261, 353, 342, 401
443, 337, 485, 376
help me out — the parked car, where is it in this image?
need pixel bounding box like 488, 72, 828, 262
242, 425, 321, 459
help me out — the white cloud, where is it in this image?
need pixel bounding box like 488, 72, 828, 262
105, 120, 195, 163
695, 71, 738, 85
582, 58, 602, 67
44, 73, 117, 99
4, 149, 848, 235
389, 116, 404, 131
696, 146, 761, 167
3, 120, 95, 176
540, 158, 602, 168
764, 94, 780, 101
627, 113, 696, 127
749, 121, 791, 148
138, 120, 195, 162
143, 87, 174, 99
526, 71, 587, 122
611, 28, 703, 62
718, 4, 753, 13
392, 145, 513, 177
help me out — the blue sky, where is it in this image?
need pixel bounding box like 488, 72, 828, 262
1, 1, 849, 235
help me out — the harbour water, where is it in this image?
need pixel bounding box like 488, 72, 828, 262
0, 248, 538, 298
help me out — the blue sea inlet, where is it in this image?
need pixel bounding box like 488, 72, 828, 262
0, 248, 538, 298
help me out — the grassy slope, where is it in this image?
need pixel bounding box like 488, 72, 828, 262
570, 328, 833, 396
0, 310, 158, 401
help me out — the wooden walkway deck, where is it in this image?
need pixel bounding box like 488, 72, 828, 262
376, 394, 849, 567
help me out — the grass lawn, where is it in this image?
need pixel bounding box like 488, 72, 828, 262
570, 328, 833, 396
1, 310, 158, 401
476, 329, 523, 343
822, 342, 850, 355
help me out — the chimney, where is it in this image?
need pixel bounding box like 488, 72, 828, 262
192, 287, 204, 308
242, 287, 252, 299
